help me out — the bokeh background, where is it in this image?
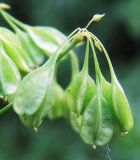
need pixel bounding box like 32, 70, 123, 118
0, 0, 140, 160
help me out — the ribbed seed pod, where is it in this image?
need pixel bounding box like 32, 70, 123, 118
1, 39, 32, 72
96, 38, 134, 133
80, 37, 113, 147
0, 12, 46, 67
67, 41, 96, 115
13, 54, 58, 128
13, 35, 81, 128
80, 78, 113, 146
112, 74, 134, 132
1, 10, 67, 57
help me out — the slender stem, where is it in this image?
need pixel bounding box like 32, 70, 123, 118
0, 102, 13, 115
0, 9, 28, 31
82, 40, 89, 72
89, 32, 116, 81
70, 51, 79, 80
57, 34, 83, 61
0, 10, 18, 32
87, 36, 102, 79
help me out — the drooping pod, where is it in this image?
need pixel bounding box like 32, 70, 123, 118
80, 37, 113, 146
111, 74, 134, 133
90, 33, 134, 133
80, 78, 113, 146
13, 54, 61, 128
0, 12, 46, 67
67, 41, 96, 115
13, 34, 82, 128
0, 10, 68, 57
0, 44, 21, 99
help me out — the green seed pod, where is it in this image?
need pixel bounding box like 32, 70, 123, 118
27, 26, 67, 56
1, 38, 32, 72
92, 34, 134, 133
0, 12, 46, 67
15, 30, 46, 67
67, 41, 96, 115
0, 27, 19, 44
80, 78, 113, 146
13, 54, 58, 128
112, 75, 134, 132
80, 38, 113, 147
0, 44, 21, 98
70, 111, 82, 133
13, 35, 81, 128
0, 10, 67, 57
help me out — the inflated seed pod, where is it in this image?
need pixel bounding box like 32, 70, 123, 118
1, 10, 67, 57
0, 12, 46, 67
70, 111, 82, 133
0, 44, 21, 98
0, 27, 19, 44
111, 74, 134, 132
96, 38, 134, 133
80, 78, 113, 146
13, 54, 58, 128
80, 38, 113, 146
15, 30, 46, 67
67, 41, 96, 115
13, 36, 81, 128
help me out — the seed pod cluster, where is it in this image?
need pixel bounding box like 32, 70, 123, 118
67, 33, 134, 147
0, 8, 68, 101
0, 6, 134, 148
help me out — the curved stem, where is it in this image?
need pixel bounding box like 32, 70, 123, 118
0, 102, 13, 115
87, 36, 102, 79
0, 9, 28, 31
89, 32, 116, 81
82, 40, 89, 73
0, 10, 18, 32
70, 51, 79, 80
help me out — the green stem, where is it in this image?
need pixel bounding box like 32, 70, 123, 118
0, 102, 13, 115
89, 32, 116, 82
57, 37, 82, 61
70, 51, 79, 80
82, 40, 89, 73
88, 36, 102, 80
0, 9, 18, 32
0, 9, 28, 31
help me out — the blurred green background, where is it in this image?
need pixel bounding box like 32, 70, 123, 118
0, 0, 140, 160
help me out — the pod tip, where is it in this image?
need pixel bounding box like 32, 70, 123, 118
33, 127, 38, 132
92, 13, 105, 22
0, 3, 11, 10
92, 144, 96, 149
